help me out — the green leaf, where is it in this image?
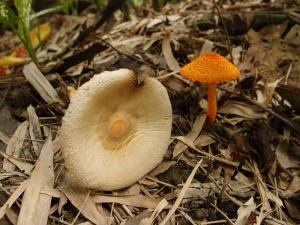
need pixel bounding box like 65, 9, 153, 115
132, 0, 144, 7
14, 0, 37, 62
0, 1, 17, 26
57, 0, 78, 15
14, 0, 31, 30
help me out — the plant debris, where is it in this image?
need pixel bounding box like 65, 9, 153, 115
1, 0, 300, 224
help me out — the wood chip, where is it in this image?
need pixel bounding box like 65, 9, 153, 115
3, 121, 29, 172
17, 135, 54, 225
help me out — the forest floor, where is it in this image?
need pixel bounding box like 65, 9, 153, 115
1, 0, 300, 224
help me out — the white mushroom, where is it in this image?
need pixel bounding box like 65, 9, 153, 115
61, 69, 172, 190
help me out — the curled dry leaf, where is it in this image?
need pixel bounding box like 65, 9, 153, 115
162, 33, 180, 72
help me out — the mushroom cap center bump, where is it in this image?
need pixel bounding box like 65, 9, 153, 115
96, 111, 135, 150
109, 119, 128, 138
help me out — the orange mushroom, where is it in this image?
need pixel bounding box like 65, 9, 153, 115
180, 53, 240, 123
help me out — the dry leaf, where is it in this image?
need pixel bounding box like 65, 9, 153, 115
17, 135, 54, 225
6, 208, 18, 225
194, 134, 215, 147
23, 63, 62, 104
27, 105, 43, 156
0, 180, 29, 220
125, 211, 152, 225
0, 130, 10, 144
200, 40, 214, 54
218, 100, 267, 119
282, 176, 300, 198
140, 199, 169, 225
58, 173, 108, 225
284, 199, 300, 220
162, 33, 180, 72
234, 197, 256, 225
173, 113, 206, 158
0, 151, 33, 175
285, 25, 300, 46
276, 140, 300, 169
3, 121, 29, 172
158, 159, 203, 225
149, 161, 177, 177
93, 195, 161, 209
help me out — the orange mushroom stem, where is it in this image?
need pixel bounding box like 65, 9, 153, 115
207, 83, 217, 124
180, 53, 240, 124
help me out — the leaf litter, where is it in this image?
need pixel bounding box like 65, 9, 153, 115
1, 0, 300, 225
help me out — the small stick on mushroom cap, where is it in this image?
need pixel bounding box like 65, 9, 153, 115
180, 53, 240, 123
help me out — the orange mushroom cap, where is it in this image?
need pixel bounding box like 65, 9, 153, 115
180, 53, 240, 83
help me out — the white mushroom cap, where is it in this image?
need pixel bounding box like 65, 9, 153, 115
61, 69, 172, 190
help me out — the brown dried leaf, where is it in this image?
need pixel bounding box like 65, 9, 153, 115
0, 180, 29, 220
173, 113, 206, 158
276, 140, 300, 169
0, 151, 33, 175
285, 25, 300, 46
58, 174, 108, 225
218, 100, 267, 119
93, 195, 161, 209
140, 199, 169, 225
282, 176, 300, 198
234, 197, 256, 225
162, 33, 180, 72
149, 161, 177, 177
158, 160, 203, 225
284, 199, 300, 220
17, 135, 54, 225
5, 208, 18, 225
0, 130, 10, 144
27, 105, 43, 156
3, 121, 29, 172
23, 63, 62, 104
